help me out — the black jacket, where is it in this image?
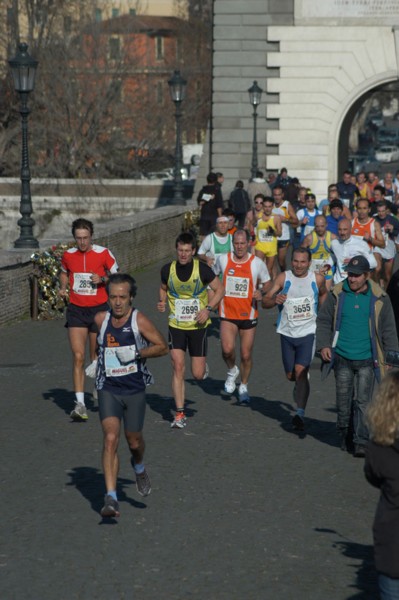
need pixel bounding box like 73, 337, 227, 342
364, 439, 399, 577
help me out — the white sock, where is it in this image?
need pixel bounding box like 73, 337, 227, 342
228, 365, 238, 375
238, 383, 248, 394
75, 392, 85, 405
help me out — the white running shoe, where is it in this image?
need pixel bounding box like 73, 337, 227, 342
70, 402, 88, 421
238, 383, 250, 405
224, 365, 239, 394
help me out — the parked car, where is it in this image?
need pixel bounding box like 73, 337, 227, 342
375, 145, 399, 163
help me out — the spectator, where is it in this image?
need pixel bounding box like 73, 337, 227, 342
228, 180, 251, 227
365, 371, 399, 599
247, 170, 272, 203
275, 167, 292, 189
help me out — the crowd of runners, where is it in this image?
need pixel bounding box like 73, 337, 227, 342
57, 168, 399, 531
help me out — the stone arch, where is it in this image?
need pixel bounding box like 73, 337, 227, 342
330, 74, 399, 180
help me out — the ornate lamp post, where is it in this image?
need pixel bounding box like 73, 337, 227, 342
8, 42, 39, 248
168, 69, 187, 205
248, 80, 263, 181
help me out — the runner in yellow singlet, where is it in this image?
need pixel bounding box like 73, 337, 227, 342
302, 214, 336, 290
254, 196, 282, 274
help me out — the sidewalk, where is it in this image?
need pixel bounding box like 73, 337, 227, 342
1, 260, 378, 600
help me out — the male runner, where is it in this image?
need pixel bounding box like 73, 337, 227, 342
262, 247, 327, 431
215, 228, 271, 404
158, 232, 224, 428
272, 185, 298, 272
302, 214, 336, 290
59, 218, 118, 420
95, 274, 168, 518
331, 218, 377, 284
198, 215, 233, 270
254, 196, 282, 275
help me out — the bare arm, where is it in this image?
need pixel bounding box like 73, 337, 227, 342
195, 275, 225, 324
274, 215, 282, 237
316, 273, 328, 305
287, 203, 299, 227
58, 271, 69, 298
261, 273, 286, 309
364, 221, 385, 249
157, 283, 168, 313
136, 312, 169, 358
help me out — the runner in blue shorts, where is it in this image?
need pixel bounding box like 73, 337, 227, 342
263, 247, 327, 431
94, 273, 168, 518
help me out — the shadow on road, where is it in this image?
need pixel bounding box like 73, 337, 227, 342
43, 387, 97, 415
315, 528, 377, 599
66, 466, 146, 523
146, 393, 197, 423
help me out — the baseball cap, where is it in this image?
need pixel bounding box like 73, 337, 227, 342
344, 255, 370, 274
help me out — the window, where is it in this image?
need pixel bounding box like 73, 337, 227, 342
129, 9, 136, 15
109, 37, 120, 60
112, 80, 122, 103
64, 16, 72, 33
155, 36, 164, 60
156, 82, 163, 105
95, 9, 102, 22
112, 8, 119, 18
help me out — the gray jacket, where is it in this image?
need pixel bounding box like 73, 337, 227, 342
316, 280, 398, 382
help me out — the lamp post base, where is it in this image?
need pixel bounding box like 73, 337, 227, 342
14, 236, 39, 249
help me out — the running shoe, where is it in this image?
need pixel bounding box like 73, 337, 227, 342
238, 383, 250, 405
100, 494, 120, 517
203, 363, 209, 380
136, 469, 152, 497
70, 402, 88, 421
224, 365, 239, 394
171, 412, 187, 429
292, 414, 305, 431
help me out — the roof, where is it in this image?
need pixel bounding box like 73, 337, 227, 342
84, 15, 185, 36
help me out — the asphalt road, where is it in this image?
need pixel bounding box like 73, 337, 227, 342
1, 260, 379, 600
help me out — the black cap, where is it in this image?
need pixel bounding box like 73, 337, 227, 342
344, 255, 370, 274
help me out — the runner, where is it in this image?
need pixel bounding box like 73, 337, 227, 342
254, 196, 282, 275
59, 218, 118, 420
272, 185, 298, 272
374, 200, 399, 288
158, 232, 224, 428
197, 215, 233, 270
95, 274, 168, 518
331, 218, 377, 285
262, 247, 327, 431
302, 214, 336, 290
215, 228, 271, 404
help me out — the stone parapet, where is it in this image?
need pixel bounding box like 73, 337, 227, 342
0, 203, 192, 326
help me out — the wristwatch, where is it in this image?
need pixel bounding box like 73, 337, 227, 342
136, 352, 142, 361
205, 305, 213, 312
101, 276, 106, 283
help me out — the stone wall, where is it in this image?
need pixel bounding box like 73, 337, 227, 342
0, 204, 189, 326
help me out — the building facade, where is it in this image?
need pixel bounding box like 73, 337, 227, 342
208, 0, 399, 198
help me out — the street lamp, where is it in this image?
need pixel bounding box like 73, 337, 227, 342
8, 42, 39, 248
168, 69, 187, 205
248, 80, 263, 181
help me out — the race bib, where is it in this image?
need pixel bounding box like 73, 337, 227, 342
309, 259, 329, 273
73, 272, 97, 296
104, 345, 138, 377
175, 299, 200, 322
258, 229, 274, 243
226, 276, 250, 298
285, 296, 314, 322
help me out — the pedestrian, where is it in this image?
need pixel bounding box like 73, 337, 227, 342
228, 180, 251, 227
263, 247, 327, 431
272, 184, 298, 272
197, 172, 224, 239
215, 228, 271, 404
157, 232, 224, 428
317, 255, 398, 456
58, 218, 118, 421
365, 370, 399, 599
95, 273, 168, 518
